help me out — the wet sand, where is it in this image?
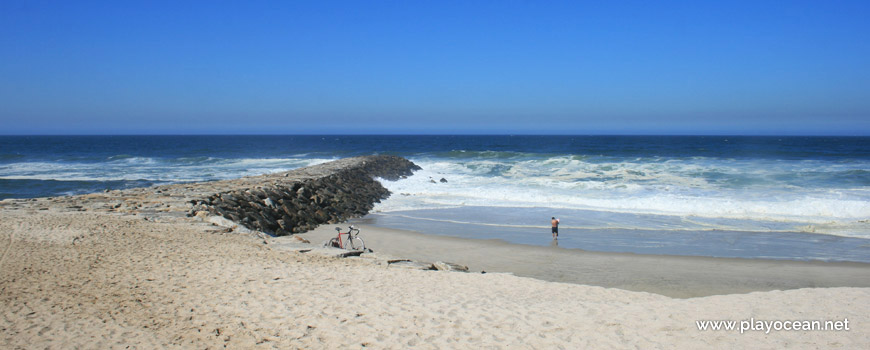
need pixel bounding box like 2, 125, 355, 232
300, 224, 870, 298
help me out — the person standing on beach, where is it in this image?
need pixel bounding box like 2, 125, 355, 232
551, 217, 560, 239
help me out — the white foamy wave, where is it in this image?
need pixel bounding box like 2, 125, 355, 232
374, 157, 870, 235
107, 156, 161, 165
0, 157, 334, 183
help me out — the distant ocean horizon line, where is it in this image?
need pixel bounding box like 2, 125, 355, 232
2, 133, 869, 137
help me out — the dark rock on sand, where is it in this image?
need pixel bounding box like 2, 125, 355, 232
203, 155, 420, 236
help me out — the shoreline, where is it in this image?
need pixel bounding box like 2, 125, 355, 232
3, 156, 869, 348
299, 223, 870, 298
361, 210, 870, 263
3, 202, 868, 348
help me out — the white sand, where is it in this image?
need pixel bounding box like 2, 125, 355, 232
2, 208, 868, 349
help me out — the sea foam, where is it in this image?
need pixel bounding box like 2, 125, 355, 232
373, 156, 870, 238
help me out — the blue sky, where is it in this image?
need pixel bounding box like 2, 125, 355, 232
1, 0, 869, 135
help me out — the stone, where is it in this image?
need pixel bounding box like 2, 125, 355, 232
337, 250, 364, 258
250, 189, 268, 199
434, 261, 468, 272
314, 210, 328, 221
388, 260, 436, 270
281, 203, 295, 216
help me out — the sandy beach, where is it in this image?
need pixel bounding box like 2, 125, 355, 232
4, 0, 870, 346
2, 201, 868, 349
300, 224, 870, 298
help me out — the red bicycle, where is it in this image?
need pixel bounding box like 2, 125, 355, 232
324, 225, 365, 251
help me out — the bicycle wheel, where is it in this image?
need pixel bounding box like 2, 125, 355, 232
346, 236, 365, 251
325, 237, 341, 248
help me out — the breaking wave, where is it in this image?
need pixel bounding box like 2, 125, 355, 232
374, 155, 870, 238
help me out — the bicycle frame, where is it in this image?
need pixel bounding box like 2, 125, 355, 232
332, 226, 360, 249
325, 225, 365, 251
332, 227, 349, 248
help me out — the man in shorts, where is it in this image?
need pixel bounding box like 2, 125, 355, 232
551, 217, 560, 239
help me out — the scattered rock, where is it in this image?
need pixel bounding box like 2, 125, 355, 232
337, 250, 364, 258
434, 261, 468, 272
388, 260, 436, 270
439, 178, 448, 183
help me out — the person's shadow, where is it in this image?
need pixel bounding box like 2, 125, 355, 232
550, 239, 559, 248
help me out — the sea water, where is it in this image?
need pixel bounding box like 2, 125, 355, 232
2, 135, 869, 262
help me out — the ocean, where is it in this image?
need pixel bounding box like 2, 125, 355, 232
2, 135, 869, 262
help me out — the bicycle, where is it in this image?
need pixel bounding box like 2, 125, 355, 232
324, 225, 366, 251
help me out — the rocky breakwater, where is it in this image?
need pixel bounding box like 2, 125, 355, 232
197, 155, 420, 236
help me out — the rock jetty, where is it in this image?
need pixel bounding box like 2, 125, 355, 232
198, 155, 420, 235
0, 155, 421, 237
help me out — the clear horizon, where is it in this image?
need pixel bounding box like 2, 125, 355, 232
2, 1, 869, 136
3, 133, 869, 137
